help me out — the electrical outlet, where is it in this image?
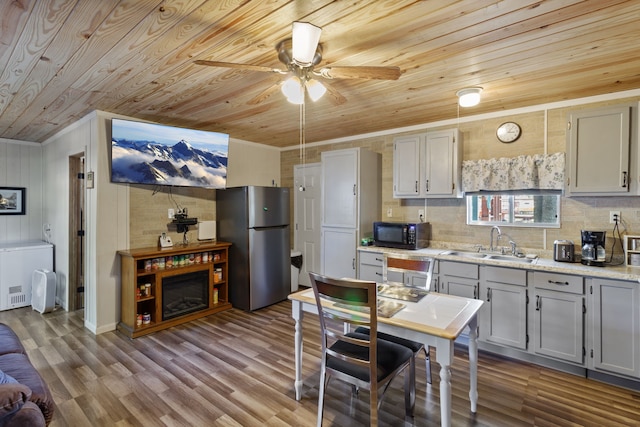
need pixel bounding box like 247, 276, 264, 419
418, 209, 425, 219
168, 208, 175, 219
610, 210, 620, 224
386, 208, 392, 217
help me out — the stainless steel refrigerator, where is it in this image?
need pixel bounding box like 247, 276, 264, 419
216, 186, 291, 311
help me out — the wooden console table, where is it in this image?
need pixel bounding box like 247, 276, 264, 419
117, 241, 232, 338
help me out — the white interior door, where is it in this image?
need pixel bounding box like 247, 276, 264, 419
294, 163, 321, 288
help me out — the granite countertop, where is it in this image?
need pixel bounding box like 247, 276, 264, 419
358, 244, 640, 282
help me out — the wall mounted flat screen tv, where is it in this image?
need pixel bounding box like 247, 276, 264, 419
111, 118, 229, 189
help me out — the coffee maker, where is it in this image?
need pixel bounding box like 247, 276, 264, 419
581, 230, 606, 266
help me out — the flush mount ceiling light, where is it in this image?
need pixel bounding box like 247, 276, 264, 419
456, 87, 483, 107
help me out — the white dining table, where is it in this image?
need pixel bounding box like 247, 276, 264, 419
288, 288, 484, 427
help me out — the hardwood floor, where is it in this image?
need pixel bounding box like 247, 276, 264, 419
2, 301, 639, 426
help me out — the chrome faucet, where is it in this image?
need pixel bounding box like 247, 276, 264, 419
489, 226, 502, 252
509, 240, 517, 255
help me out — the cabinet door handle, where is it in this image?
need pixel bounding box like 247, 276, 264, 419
622, 171, 628, 188
353, 184, 357, 195
426, 179, 430, 192
473, 284, 477, 299
375, 272, 382, 277
486, 287, 492, 302
375, 257, 383, 262
536, 295, 541, 311
415, 181, 418, 192
548, 280, 569, 286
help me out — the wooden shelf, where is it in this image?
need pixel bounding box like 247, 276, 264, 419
117, 241, 232, 338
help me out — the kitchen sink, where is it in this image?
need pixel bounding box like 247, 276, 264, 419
484, 254, 534, 263
441, 250, 535, 264
440, 250, 486, 259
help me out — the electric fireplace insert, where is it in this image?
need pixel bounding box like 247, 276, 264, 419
162, 270, 209, 321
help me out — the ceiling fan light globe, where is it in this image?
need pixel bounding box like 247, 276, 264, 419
292, 21, 322, 65
456, 87, 482, 107
306, 79, 326, 102
282, 76, 304, 104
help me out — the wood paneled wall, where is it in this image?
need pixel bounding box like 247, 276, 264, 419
0, 140, 44, 243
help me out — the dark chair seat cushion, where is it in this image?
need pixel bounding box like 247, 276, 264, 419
327, 332, 413, 382
354, 326, 424, 353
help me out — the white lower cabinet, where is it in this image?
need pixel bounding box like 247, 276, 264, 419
321, 228, 357, 278
405, 271, 429, 288
531, 272, 584, 364
439, 261, 479, 298
362, 248, 640, 384
358, 250, 384, 282
439, 261, 478, 339
479, 266, 528, 350
587, 278, 640, 378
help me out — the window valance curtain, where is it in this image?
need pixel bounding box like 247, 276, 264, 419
461, 152, 565, 192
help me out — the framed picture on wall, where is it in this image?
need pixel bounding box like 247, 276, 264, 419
0, 187, 26, 215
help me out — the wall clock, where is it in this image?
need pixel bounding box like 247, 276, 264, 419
496, 121, 521, 143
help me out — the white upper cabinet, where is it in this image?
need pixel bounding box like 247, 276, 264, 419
565, 104, 634, 196
393, 128, 462, 198
393, 134, 422, 197
321, 148, 381, 279
321, 149, 359, 228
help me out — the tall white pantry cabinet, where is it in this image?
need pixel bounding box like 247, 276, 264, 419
321, 148, 381, 279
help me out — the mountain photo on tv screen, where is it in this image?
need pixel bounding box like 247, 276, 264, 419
110, 118, 229, 189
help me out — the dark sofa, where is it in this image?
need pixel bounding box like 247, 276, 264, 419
0, 323, 55, 426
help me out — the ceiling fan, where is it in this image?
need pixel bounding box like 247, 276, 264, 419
194, 22, 402, 105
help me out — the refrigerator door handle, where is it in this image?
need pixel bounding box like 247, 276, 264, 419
252, 224, 289, 231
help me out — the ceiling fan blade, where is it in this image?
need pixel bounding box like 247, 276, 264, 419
247, 83, 282, 105
323, 83, 347, 106
194, 60, 284, 74
316, 66, 402, 80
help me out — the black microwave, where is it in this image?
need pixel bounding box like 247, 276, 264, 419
373, 222, 430, 250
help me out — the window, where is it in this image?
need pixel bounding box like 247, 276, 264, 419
466, 193, 560, 227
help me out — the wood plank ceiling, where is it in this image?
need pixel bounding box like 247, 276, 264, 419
1, 0, 639, 148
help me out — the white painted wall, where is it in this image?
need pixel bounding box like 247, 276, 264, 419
43, 111, 129, 334
0, 139, 44, 243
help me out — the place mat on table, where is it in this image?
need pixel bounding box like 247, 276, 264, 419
334, 299, 406, 318
377, 284, 429, 303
